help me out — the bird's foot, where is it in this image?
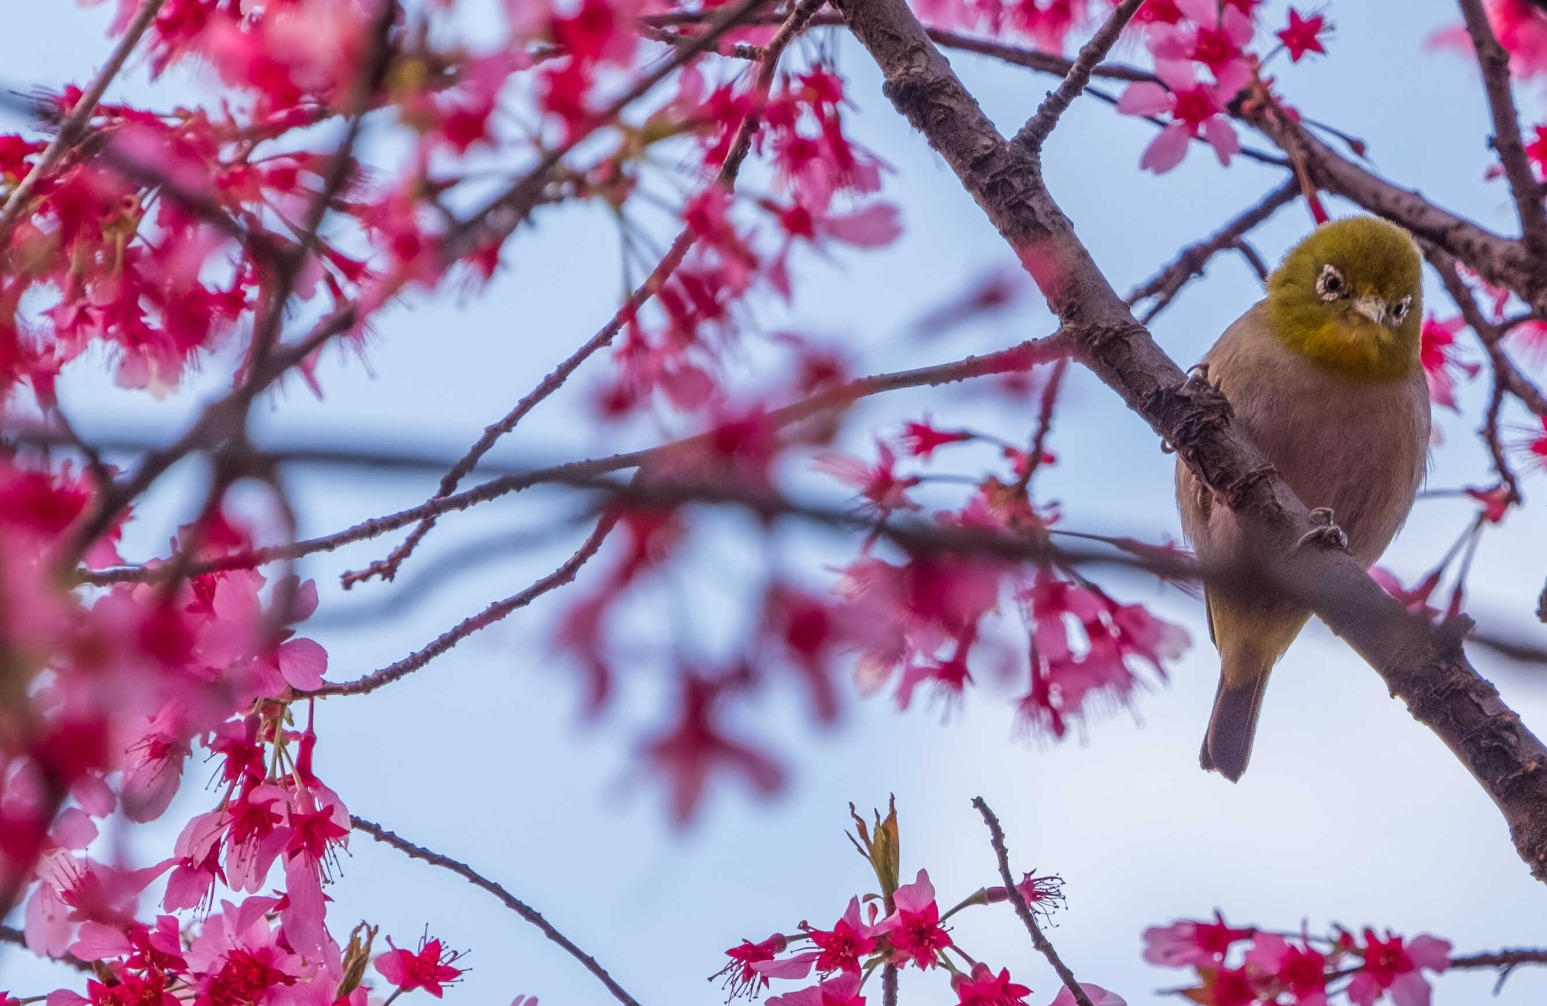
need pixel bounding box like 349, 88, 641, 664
1296, 507, 1348, 550
1182, 363, 1220, 392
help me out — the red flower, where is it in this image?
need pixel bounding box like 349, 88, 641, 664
1466, 485, 1514, 523
1277, 8, 1329, 61
1511, 415, 1547, 471
952, 964, 1032, 1006
875, 870, 951, 969
898, 419, 972, 459
374, 935, 467, 998
1419, 314, 1479, 411
806, 897, 880, 974
1142, 914, 1254, 968
1347, 930, 1450, 1006
715, 934, 788, 999
1245, 933, 1328, 1005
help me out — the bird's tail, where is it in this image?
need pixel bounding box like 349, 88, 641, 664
1199, 668, 1271, 783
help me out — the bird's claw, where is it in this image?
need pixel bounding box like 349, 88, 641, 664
1297, 507, 1348, 550
1182, 363, 1220, 392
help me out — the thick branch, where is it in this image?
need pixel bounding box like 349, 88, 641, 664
1457, 0, 1547, 257
835, 0, 1547, 881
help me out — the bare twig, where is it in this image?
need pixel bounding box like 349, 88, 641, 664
0, 0, 168, 244
1457, 0, 1547, 257
1127, 179, 1299, 322
80, 334, 1070, 585
351, 815, 645, 1006
972, 798, 1093, 1006
311, 516, 615, 697
1013, 0, 1143, 151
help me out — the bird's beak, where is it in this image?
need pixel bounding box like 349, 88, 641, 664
1352, 295, 1386, 326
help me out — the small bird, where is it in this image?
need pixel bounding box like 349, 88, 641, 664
1175, 216, 1431, 781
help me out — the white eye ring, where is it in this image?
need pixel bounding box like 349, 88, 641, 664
1316, 264, 1346, 302
1390, 295, 1412, 324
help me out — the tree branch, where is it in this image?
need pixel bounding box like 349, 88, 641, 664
351, 815, 645, 1006
973, 798, 1092, 1006
834, 0, 1547, 882
1012, 0, 1143, 151
0, 0, 168, 244
1457, 0, 1547, 257
1127, 179, 1299, 322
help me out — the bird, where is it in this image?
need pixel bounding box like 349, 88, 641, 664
1175, 216, 1431, 782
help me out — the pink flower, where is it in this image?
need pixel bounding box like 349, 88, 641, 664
806, 897, 880, 974
766, 972, 865, 1006
952, 964, 1031, 1006
715, 934, 788, 999
644, 676, 784, 824
1347, 930, 1450, 1006
1048, 985, 1127, 1006
1149, 0, 1254, 83
875, 869, 951, 969
1513, 415, 1547, 472
375, 936, 467, 998
813, 443, 922, 517
1419, 314, 1478, 411
1277, 8, 1329, 61
1142, 914, 1254, 968
1246, 933, 1328, 1006
897, 419, 972, 459
1116, 62, 1243, 173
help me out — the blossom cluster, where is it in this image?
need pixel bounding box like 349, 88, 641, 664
1115, 2, 1329, 173
1143, 914, 1452, 1006
715, 803, 1119, 1006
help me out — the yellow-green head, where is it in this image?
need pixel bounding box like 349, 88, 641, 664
1264, 216, 1423, 382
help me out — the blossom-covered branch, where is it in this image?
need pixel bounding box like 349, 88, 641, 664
832, 0, 1547, 881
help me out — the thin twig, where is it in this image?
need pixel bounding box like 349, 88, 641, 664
351, 815, 645, 1006
0, 0, 169, 244
972, 797, 1093, 1006
1457, 0, 1547, 257
1014, 356, 1068, 492
80, 333, 1070, 585
311, 516, 616, 697
437, 0, 771, 266
1127, 179, 1299, 322
881, 963, 898, 1006
349, 0, 823, 587
1013, 0, 1143, 150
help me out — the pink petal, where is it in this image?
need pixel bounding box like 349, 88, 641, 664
891, 869, 936, 913
1049, 985, 1127, 1006
279, 638, 328, 690
752, 951, 820, 979
1407, 935, 1452, 972
822, 203, 902, 247
1139, 124, 1191, 173
1203, 117, 1240, 166
1115, 82, 1172, 117
1389, 971, 1433, 1006
70, 922, 132, 961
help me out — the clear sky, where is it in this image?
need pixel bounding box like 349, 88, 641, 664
3, 2, 1546, 1005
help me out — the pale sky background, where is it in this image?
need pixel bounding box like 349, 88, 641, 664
4, 2, 1547, 1005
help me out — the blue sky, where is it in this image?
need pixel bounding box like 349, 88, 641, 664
4, 2, 1547, 1005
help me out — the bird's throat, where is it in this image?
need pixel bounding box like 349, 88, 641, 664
1271, 315, 1415, 383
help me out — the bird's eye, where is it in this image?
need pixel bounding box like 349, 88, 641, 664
1390, 295, 1412, 325
1316, 264, 1346, 301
